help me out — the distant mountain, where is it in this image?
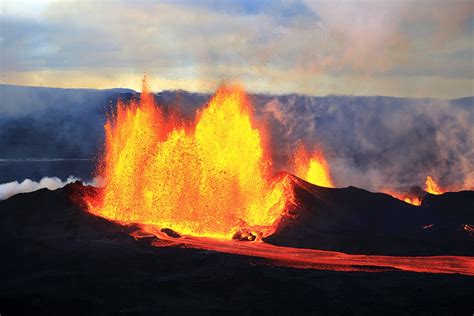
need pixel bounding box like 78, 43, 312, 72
102, 88, 137, 94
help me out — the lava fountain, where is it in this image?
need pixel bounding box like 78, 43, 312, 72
425, 176, 446, 195
293, 143, 334, 188
85, 79, 292, 239
383, 176, 449, 206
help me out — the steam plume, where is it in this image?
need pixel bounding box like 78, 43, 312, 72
0, 176, 101, 201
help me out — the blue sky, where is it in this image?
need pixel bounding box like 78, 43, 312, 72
0, 0, 473, 97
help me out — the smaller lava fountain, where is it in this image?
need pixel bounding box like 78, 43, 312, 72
425, 176, 446, 195
293, 143, 334, 188
383, 176, 448, 206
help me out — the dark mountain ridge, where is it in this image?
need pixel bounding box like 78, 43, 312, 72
265, 176, 474, 255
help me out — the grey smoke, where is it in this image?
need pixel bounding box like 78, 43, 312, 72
0, 84, 135, 160
252, 95, 474, 191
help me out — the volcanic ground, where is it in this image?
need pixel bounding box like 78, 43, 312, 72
0, 177, 473, 315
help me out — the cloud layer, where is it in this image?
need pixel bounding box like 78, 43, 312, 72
0, 0, 473, 97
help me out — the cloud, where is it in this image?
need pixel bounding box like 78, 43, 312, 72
0, 0, 473, 97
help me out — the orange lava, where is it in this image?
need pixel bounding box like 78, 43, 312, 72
84, 79, 293, 239
383, 175, 450, 205
293, 143, 334, 188
425, 176, 445, 195
384, 190, 422, 206
403, 197, 422, 206
137, 226, 474, 276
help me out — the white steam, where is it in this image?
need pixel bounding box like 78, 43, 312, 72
0, 176, 101, 201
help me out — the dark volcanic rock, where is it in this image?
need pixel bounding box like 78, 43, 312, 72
0, 183, 473, 315
264, 176, 474, 255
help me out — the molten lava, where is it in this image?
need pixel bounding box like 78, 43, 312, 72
403, 196, 422, 206
85, 79, 292, 239
384, 191, 422, 206
142, 228, 474, 276
383, 175, 449, 205
293, 143, 334, 188
425, 176, 445, 195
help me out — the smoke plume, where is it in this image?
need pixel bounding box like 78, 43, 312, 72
0, 176, 102, 201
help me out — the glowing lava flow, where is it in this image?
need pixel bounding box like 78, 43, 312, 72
133, 226, 474, 276
85, 79, 292, 239
293, 144, 334, 188
425, 176, 445, 195
384, 191, 422, 206
383, 175, 449, 205
402, 196, 422, 206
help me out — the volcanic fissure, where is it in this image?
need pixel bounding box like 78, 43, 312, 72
79, 78, 473, 276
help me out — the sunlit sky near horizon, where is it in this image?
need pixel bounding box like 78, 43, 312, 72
1, 0, 473, 98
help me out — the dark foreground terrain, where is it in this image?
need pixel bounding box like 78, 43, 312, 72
0, 182, 473, 315
267, 176, 474, 256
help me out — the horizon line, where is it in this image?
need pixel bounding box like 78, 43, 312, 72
1, 82, 473, 101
